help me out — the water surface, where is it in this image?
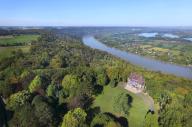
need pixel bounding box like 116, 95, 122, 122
163, 34, 179, 38
184, 38, 192, 41
138, 33, 158, 37
83, 36, 192, 79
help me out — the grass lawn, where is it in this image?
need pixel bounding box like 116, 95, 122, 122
93, 85, 149, 127
0, 35, 39, 46
0, 46, 30, 61
150, 47, 169, 52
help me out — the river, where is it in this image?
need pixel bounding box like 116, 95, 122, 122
83, 36, 192, 79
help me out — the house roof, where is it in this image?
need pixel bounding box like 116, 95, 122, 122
129, 73, 145, 85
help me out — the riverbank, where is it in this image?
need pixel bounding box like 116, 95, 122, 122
96, 33, 192, 67
83, 36, 192, 79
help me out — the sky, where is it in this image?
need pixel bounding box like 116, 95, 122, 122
0, 0, 192, 26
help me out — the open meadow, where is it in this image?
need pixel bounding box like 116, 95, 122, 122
93, 85, 153, 127
0, 35, 39, 46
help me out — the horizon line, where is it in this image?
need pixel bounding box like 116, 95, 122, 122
1, 25, 192, 28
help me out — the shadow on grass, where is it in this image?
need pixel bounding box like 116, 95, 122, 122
104, 112, 129, 127
94, 85, 103, 95
87, 107, 101, 125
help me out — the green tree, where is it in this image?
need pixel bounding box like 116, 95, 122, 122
106, 67, 120, 82
20, 70, 35, 89
144, 113, 159, 127
62, 74, 80, 96
6, 90, 31, 110
158, 92, 171, 111
97, 73, 108, 86
29, 75, 44, 93
46, 83, 57, 97
113, 93, 132, 115
9, 104, 39, 127
32, 95, 55, 127
50, 55, 66, 68
96, 68, 109, 86
61, 108, 87, 127
40, 52, 49, 67
159, 96, 192, 127
20, 70, 31, 81
159, 100, 183, 127
183, 92, 192, 107
109, 79, 117, 88
0, 81, 14, 98
58, 89, 68, 104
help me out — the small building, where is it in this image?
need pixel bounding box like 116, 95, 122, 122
125, 73, 145, 93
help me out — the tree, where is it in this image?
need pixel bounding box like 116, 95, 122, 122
29, 75, 44, 93
12, 49, 24, 59
144, 112, 159, 127
9, 104, 39, 127
58, 89, 68, 104
183, 92, 192, 107
61, 108, 87, 127
40, 52, 49, 67
159, 101, 183, 127
0, 81, 14, 98
20, 70, 35, 89
68, 95, 92, 110
32, 95, 55, 127
6, 90, 31, 110
113, 93, 132, 115
50, 55, 66, 68
106, 67, 120, 82
4, 67, 22, 85
97, 73, 108, 86
46, 84, 57, 97
109, 79, 117, 88
159, 96, 192, 127
158, 92, 171, 111
96, 68, 109, 86
62, 74, 80, 96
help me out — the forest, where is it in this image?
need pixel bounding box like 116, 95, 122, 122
0, 28, 192, 127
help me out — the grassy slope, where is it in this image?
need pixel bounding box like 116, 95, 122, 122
93, 85, 149, 127
0, 46, 30, 61
0, 35, 39, 45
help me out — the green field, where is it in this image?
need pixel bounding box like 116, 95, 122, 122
93, 85, 149, 127
0, 46, 30, 61
0, 35, 39, 46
